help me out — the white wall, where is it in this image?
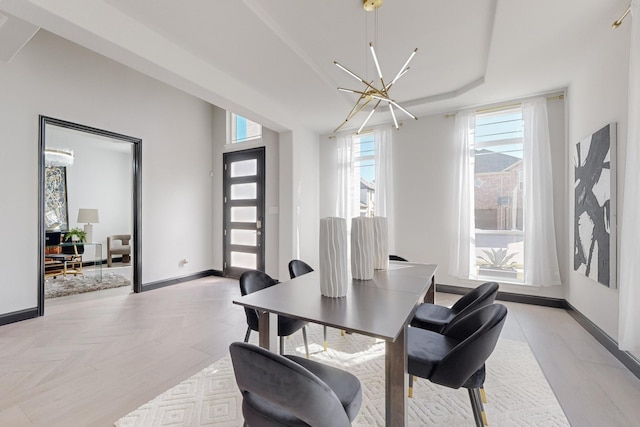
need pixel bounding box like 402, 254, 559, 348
0, 30, 215, 315
211, 106, 226, 272
293, 128, 320, 271
279, 131, 294, 280
566, 23, 630, 340
263, 129, 281, 277
279, 128, 320, 279
319, 97, 567, 300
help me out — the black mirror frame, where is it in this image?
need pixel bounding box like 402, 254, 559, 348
38, 115, 142, 315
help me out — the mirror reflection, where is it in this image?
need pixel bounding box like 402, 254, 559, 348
43, 123, 136, 302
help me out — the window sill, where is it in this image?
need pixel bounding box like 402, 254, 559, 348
224, 138, 264, 151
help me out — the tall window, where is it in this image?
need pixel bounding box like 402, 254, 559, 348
473, 108, 524, 282
353, 134, 375, 217
337, 126, 395, 251
230, 113, 262, 143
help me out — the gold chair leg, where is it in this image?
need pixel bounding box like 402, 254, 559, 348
408, 374, 414, 398
477, 388, 488, 426
341, 330, 345, 336
323, 326, 328, 351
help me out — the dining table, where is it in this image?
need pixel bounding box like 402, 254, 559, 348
233, 261, 437, 427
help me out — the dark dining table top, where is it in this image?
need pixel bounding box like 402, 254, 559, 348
233, 262, 437, 341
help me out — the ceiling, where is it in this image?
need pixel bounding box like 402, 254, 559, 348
0, 0, 629, 134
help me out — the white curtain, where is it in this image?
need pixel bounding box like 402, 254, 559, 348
522, 98, 562, 286
619, 0, 640, 353
335, 132, 358, 219
374, 125, 395, 252
449, 111, 476, 279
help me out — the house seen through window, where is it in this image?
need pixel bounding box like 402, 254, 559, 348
353, 134, 375, 217
473, 108, 524, 282
231, 113, 262, 143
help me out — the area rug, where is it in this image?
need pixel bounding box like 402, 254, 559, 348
45, 272, 131, 298
115, 325, 569, 427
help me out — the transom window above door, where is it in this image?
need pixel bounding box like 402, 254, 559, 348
230, 113, 262, 144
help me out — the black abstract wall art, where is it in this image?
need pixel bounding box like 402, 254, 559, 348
574, 123, 616, 288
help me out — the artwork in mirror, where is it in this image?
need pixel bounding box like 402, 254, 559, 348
574, 123, 617, 288
44, 166, 69, 231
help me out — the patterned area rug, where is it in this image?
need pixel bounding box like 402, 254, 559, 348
45, 272, 131, 298
115, 325, 568, 427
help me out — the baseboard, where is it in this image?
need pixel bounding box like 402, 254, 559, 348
437, 283, 640, 380
0, 307, 38, 327
211, 269, 224, 277
435, 284, 565, 308
141, 269, 220, 292
564, 301, 640, 380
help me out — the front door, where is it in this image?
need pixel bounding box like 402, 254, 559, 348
223, 147, 265, 278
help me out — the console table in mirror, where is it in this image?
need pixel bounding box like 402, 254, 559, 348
44, 242, 102, 282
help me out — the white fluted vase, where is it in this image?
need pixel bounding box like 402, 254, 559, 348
351, 217, 374, 280
319, 217, 349, 298
373, 217, 389, 270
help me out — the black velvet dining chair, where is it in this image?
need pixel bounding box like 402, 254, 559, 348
388, 254, 409, 262
239, 270, 310, 358
288, 259, 331, 351
407, 304, 508, 427
288, 259, 314, 278
410, 281, 499, 333
230, 342, 362, 427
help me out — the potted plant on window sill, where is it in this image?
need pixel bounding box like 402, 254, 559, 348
477, 248, 518, 279
62, 228, 86, 254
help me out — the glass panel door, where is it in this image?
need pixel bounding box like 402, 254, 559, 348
223, 147, 265, 278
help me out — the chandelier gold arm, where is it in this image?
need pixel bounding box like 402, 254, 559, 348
334, 95, 372, 134
369, 94, 417, 120
334, 61, 383, 97
358, 99, 383, 134
388, 103, 398, 129
369, 43, 388, 94
391, 48, 418, 85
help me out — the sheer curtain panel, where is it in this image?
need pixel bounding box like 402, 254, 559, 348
449, 111, 476, 279
335, 132, 357, 219
375, 125, 395, 252
619, 0, 640, 353
522, 98, 562, 286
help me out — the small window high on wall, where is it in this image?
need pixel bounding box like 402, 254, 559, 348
231, 113, 262, 143
473, 108, 524, 282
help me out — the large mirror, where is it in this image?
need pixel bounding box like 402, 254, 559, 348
38, 116, 142, 315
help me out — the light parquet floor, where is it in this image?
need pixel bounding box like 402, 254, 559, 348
0, 276, 639, 426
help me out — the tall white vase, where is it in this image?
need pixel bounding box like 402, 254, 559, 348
373, 216, 389, 270
351, 217, 374, 280
319, 217, 349, 298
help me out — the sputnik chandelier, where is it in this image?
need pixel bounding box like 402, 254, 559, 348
334, 0, 418, 134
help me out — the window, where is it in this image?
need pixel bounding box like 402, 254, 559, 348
353, 134, 375, 217
230, 113, 262, 143
473, 108, 524, 282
